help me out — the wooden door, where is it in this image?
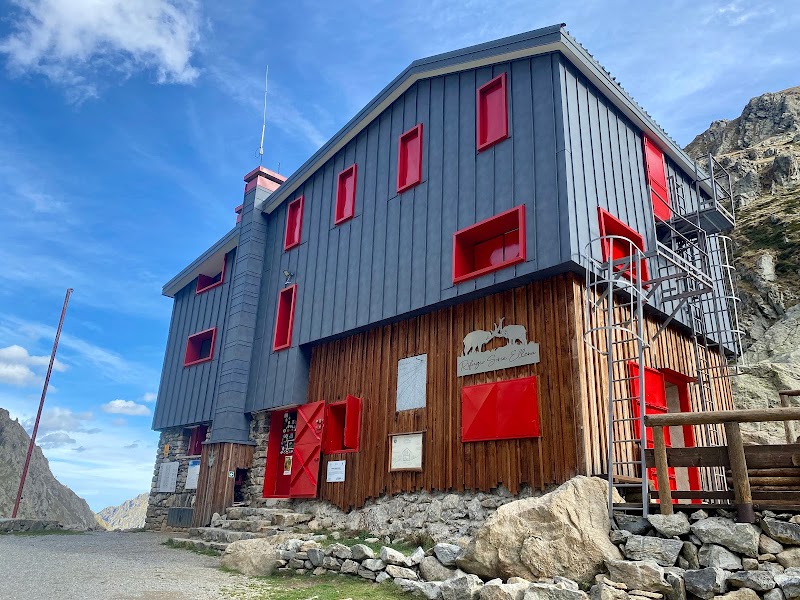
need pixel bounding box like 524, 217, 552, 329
289, 401, 325, 498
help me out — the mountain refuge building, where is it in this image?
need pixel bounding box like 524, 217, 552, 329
145, 24, 741, 530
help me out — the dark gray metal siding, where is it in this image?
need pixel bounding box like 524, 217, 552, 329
152, 249, 235, 430
246, 53, 572, 413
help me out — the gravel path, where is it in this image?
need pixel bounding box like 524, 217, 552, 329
0, 531, 263, 600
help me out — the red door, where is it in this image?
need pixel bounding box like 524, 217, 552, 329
289, 401, 325, 498
628, 363, 677, 493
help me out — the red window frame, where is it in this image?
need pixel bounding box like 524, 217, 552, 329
643, 135, 671, 221
597, 207, 650, 283
397, 124, 423, 193
453, 205, 526, 283
196, 256, 226, 294
334, 164, 357, 225
477, 72, 509, 152
323, 395, 362, 454
284, 195, 304, 251
187, 424, 208, 456
272, 284, 298, 352
184, 327, 217, 367
462, 376, 539, 442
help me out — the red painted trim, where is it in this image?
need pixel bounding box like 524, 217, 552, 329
452, 205, 526, 284
334, 164, 357, 225
323, 395, 362, 454
397, 123, 423, 193
477, 72, 509, 152
196, 255, 226, 294
235, 204, 243, 225
597, 207, 650, 282
272, 284, 298, 352
284, 195, 304, 251
183, 327, 217, 367
643, 135, 672, 221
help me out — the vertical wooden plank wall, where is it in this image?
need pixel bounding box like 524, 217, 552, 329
192, 443, 254, 527
309, 274, 586, 511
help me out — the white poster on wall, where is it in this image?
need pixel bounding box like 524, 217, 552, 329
326, 460, 346, 482
185, 459, 201, 490
390, 433, 424, 471
157, 461, 178, 492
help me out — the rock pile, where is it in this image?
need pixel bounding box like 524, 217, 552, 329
607, 509, 800, 600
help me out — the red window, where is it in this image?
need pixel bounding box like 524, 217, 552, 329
187, 425, 208, 456
184, 328, 216, 367
453, 205, 525, 283
397, 124, 423, 193
477, 73, 509, 151
597, 208, 650, 283
462, 376, 539, 442
335, 164, 357, 225
643, 135, 671, 221
323, 395, 362, 453
196, 257, 225, 294
284, 195, 304, 250
272, 284, 298, 351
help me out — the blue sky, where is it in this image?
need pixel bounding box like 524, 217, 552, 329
0, 0, 796, 512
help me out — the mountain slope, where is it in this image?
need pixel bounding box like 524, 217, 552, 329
686, 86, 800, 443
0, 408, 97, 528
96, 493, 148, 530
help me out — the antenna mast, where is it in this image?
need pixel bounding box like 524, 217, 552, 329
258, 65, 268, 166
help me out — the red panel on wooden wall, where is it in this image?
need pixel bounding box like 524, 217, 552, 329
335, 164, 357, 225
462, 376, 539, 442
453, 205, 526, 283
187, 425, 208, 456
184, 327, 216, 366
284, 195, 304, 250
343, 395, 362, 451
643, 135, 671, 221
272, 284, 298, 352
597, 208, 650, 283
290, 401, 325, 498
397, 124, 423, 193
323, 395, 362, 453
477, 72, 509, 151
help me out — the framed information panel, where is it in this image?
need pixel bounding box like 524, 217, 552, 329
389, 432, 424, 472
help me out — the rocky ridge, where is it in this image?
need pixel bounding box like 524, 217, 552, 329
0, 408, 96, 529
96, 493, 148, 530
685, 86, 800, 442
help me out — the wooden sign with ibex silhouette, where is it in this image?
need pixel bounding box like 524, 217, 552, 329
457, 317, 540, 376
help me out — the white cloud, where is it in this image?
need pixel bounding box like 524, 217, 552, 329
101, 399, 151, 417
21, 406, 94, 435
38, 431, 77, 448
142, 392, 157, 403
0, 0, 201, 100
0, 344, 67, 387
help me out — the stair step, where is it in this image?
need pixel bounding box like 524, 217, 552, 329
195, 527, 275, 543
217, 519, 278, 532
169, 538, 229, 553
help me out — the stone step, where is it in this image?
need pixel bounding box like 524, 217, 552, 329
224, 506, 292, 520
223, 507, 313, 527
195, 527, 274, 543
215, 519, 278, 533
169, 537, 228, 553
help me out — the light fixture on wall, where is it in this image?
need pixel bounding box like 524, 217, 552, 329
283, 270, 294, 286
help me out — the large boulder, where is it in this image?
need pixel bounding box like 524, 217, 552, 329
691, 518, 761, 557
221, 538, 281, 576
763, 519, 800, 546
605, 559, 672, 594
457, 476, 622, 585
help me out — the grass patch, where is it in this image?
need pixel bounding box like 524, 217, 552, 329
163, 538, 221, 556
223, 573, 406, 600
3, 529, 84, 536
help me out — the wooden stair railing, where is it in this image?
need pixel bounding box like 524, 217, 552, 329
644, 407, 800, 523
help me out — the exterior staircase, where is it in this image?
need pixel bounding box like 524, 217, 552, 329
170, 502, 315, 554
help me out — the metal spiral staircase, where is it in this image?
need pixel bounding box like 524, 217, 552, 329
584, 154, 743, 516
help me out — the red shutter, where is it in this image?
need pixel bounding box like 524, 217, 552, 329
272, 284, 298, 351
462, 376, 539, 442
643, 136, 671, 221
335, 164, 357, 225
477, 73, 509, 151
343, 395, 362, 451
397, 124, 423, 193
289, 401, 325, 498
284, 196, 304, 250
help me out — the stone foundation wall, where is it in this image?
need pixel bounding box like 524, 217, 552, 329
145, 426, 210, 531
241, 411, 270, 504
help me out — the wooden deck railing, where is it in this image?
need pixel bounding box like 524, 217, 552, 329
644, 406, 800, 523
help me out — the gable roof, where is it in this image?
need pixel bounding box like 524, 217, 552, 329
259, 24, 710, 214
